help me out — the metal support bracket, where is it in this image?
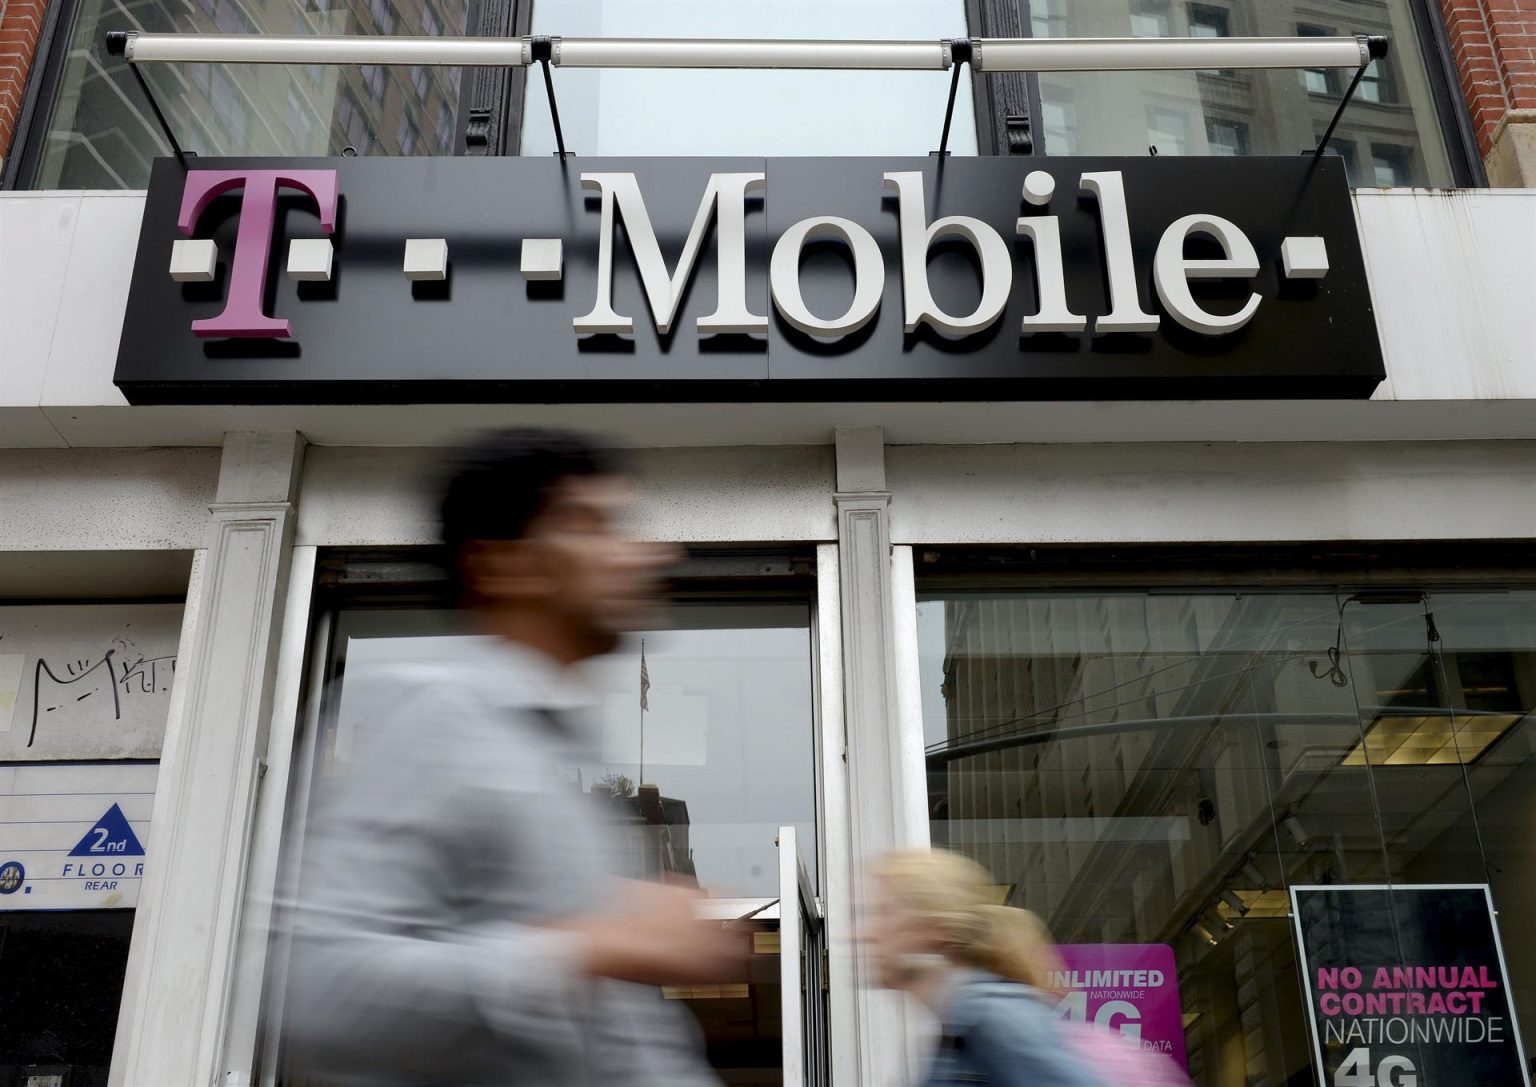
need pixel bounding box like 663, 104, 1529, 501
107, 31, 193, 169
1314, 34, 1389, 160
529, 34, 570, 158
933, 38, 973, 158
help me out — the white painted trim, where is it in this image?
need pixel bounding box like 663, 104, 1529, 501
110, 547, 207, 1085
108, 433, 302, 1086
886, 441, 1536, 545
888, 546, 930, 849
220, 545, 316, 1086
815, 543, 859, 1087
780, 825, 806, 1087
295, 445, 837, 546
255, 601, 334, 1087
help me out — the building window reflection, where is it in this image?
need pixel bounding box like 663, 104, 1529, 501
1019, 0, 1454, 186
30, 0, 469, 186
1148, 105, 1192, 154
520, 0, 976, 156
1040, 93, 1079, 155
1373, 144, 1413, 186
1299, 24, 1342, 95
917, 580, 1536, 1087
1032, 0, 1069, 39
1131, 0, 1174, 38
20, 0, 1466, 187
366, 0, 396, 34
1206, 117, 1250, 155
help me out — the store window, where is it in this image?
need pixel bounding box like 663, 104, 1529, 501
1030, 0, 1456, 186
916, 580, 1534, 1086
520, 0, 975, 156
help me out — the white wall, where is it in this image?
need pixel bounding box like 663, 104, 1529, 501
0, 447, 219, 549
887, 440, 1536, 544
0, 603, 182, 760
297, 444, 838, 545
3, 189, 1535, 448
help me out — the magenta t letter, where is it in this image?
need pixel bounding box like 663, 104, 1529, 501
178, 169, 339, 339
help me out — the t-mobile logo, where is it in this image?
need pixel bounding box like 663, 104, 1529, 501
172, 169, 340, 339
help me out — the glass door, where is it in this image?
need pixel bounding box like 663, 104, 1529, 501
777, 825, 828, 1087
263, 561, 823, 1086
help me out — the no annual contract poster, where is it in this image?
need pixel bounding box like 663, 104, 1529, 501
1292, 884, 1529, 1087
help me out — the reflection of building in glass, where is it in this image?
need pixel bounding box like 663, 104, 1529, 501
927, 592, 1534, 1085
37, 0, 464, 188
1029, 0, 1449, 186
592, 782, 698, 885
37, 0, 1456, 188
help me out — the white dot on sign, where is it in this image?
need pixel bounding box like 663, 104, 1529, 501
1281, 236, 1329, 279
169, 238, 217, 282
521, 237, 563, 282
1022, 171, 1056, 206
287, 238, 334, 282
404, 238, 449, 281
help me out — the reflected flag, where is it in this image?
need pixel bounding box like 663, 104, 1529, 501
640, 640, 650, 712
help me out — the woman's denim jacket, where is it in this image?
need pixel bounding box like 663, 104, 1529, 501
923, 971, 1108, 1087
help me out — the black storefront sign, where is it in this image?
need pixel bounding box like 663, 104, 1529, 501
114, 155, 1383, 404
1292, 885, 1530, 1087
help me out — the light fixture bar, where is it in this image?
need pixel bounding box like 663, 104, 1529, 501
112, 33, 534, 67
972, 35, 1375, 72
108, 31, 1380, 72
552, 37, 952, 70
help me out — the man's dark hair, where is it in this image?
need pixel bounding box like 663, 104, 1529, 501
438, 428, 616, 591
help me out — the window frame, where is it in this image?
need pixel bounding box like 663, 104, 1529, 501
243, 544, 834, 1084
1, 0, 530, 187
2, 0, 1489, 188
961, 0, 1484, 184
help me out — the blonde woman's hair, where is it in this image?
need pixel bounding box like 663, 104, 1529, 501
871, 848, 1064, 993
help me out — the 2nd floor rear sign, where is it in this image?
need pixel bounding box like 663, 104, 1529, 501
113, 155, 1383, 403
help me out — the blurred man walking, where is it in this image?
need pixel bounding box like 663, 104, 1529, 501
284, 429, 740, 1086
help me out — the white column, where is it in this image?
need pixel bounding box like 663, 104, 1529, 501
833, 426, 922, 1087
110, 432, 305, 1087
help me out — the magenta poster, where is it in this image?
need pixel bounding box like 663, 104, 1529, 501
1052, 943, 1188, 1070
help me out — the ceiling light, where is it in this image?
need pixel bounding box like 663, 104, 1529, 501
1341, 713, 1521, 767
1216, 889, 1291, 919
662, 983, 751, 1000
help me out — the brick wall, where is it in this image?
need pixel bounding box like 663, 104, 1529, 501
1441, 0, 1536, 154
0, 0, 50, 169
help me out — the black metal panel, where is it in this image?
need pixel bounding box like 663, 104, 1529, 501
113, 154, 1383, 403
966, 0, 1036, 156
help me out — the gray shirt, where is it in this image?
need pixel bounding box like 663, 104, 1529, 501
283, 638, 720, 1087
